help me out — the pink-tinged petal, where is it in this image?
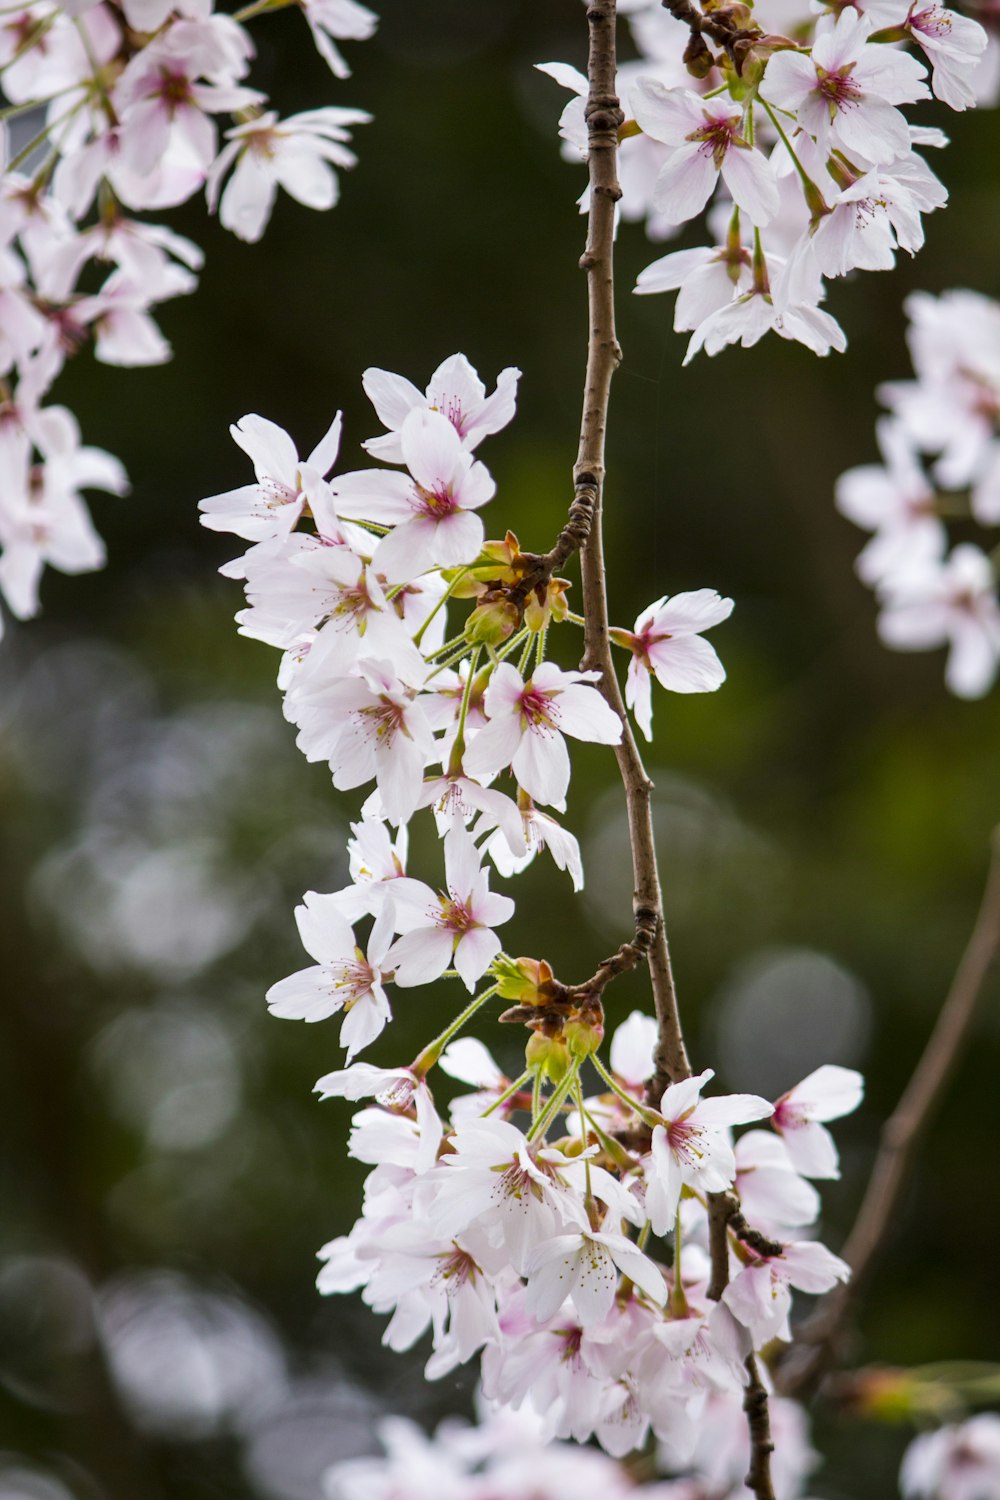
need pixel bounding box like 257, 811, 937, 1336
444, 825, 481, 899
625, 657, 654, 742
512, 725, 571, 809
720, 145, 779, 226
388, 878, 441, 932
759, 51, 816, 112
783, 1064, 864, 1122
462, 366, 520, 447
385, 926, 454, 987
834, 96, 911, 163
332, 468, 415, 523
781, 1241, 850, 1293
606, 1237, 667, 1307
266, 965, 334, 1020
780, 1120, 841, 1179
454, 924, 502, 991
400, 407, 465, 489
307, 411, 343, 477
652, 144, 719, 224
428, 351, 486, 410
634, 246, 716, 296
649, 633, 726, 693
427, 508, 486, 568
473, 888, 516, 927
610, 1010, 658, 1084
659, 1068, 713, 1120
629, 77, 702, 145
362, 367, 423, 432
552, 682, 622, 744
231, 414, 299, 486
340, 987, 391, 1061
696, 1092, 774, 1126
439, 1037, 504, 1087
482, 662, 527, 716
370, 516, 438, 582
649, 588, 734, 634
461, 713, 524, 780
455, 458, 497, 511
374, 733, 425, 826
295, 891, 356, 962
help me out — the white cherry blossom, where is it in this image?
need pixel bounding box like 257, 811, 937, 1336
616, 589, 733, 741
771, 1065, 865, 1179
385, 827, 515, 992
464, 661, 622, 810
362, 354, 521, 463
199, 412, 343, 543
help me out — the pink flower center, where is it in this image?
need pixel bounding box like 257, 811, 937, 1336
358, 696, 406, 745
413, 481, 457, 520
665, 1115, 708, 1168
687, 113, 740, 169
815, 66, 863, 111
324, 957, 376, 1008
154, 67, 194, 112
435, 1246, 479, 1288
429, 393, 468, 437
437, 894, 477, 934
519, 685, 559, 731
910, 5, 952, 37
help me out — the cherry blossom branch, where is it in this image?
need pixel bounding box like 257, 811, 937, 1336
779, 826, 1000, 1399
573, 0, 692, 1111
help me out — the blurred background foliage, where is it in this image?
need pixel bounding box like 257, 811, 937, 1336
1, 1, 999, 1496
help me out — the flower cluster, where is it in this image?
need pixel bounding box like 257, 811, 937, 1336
325, 1393, 824, 1500
541, 0, 990, 359
0, 0, 374, 636
836, 289, 1000, 697
195, 353, 867, 1469
314, 1009, 861, 1460
201, 355, 733, 1059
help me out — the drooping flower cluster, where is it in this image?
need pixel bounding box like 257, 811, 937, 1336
201, 355, 733, 1059
540, 0, 990, 359
197, 354, 868, 1468
324, 1392, 825, 1500
0, 0, 374, 636
313, 1009, 861, 1460
836, 289, 1000, 697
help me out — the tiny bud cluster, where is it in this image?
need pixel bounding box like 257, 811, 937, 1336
0, 0, 374, 634
540, 0, 992, 360
836, 289, 1000, 697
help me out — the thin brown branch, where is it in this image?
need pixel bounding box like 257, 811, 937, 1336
743, 1354, 778, 1500
574, 0, 691, 1111
779, 826, 1000, 1399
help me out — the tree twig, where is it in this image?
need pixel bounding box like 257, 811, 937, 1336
779, 826, 1000, 1399
574, 0, 691, 1111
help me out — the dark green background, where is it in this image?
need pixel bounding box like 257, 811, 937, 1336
1, 3, 998, 1496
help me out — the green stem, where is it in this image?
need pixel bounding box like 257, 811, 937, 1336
534, 624, 548, 671
481, 1067, 533, 1118
527, 1063, 580, 1142
670, 1203, 689, 1316
516, 632, 535, 676
759, 97, 829, 217
591, 1053, 662, 1129
232, 0, 296, 21
414, 566, 470, 648
411, 982, 499, 1076
531, 1068, 543, 1123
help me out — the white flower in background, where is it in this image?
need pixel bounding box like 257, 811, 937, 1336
300, 0, 377, 79
836, 417, 945, 587
199, 412, 343, 542
900, 1413, 1000, 1500
771, 1065, 865, 1179
362, 354, 521, 463
877, 543, 1000, 698
208, 107, 371, 243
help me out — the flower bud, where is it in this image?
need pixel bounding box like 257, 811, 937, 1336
492, 954, 559, 1005
565, 1009, 605, 1060
465, 596, 520, 647
526, 1030, 570, 1083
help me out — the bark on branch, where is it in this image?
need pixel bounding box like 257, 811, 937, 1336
779, 826, 1000, 1399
